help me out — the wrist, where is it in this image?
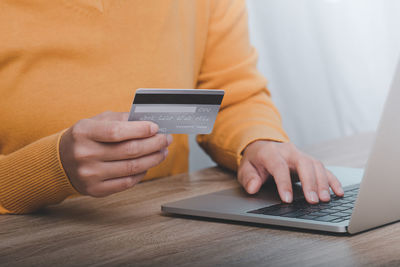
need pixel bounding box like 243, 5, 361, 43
243, 140, 274, 155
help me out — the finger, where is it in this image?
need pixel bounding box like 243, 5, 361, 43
91, 111, 129, 122
100, 134, 173, 161
76, 119, 159, 142
238, 160, 266, 194
89, 172, 146, 197
97, 150, 168, 179
261, 156, 293, 203
327, 170, 344, 197
314, 162, 331, 202
295, 157, 319, 204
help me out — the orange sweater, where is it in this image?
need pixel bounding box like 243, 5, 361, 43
0, 0, 288, 214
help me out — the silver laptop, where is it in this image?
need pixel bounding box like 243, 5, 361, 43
162, 61, 400, 234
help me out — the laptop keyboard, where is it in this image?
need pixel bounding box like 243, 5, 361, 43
247, 185, 359, 223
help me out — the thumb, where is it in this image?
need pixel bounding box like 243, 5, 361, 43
238, 160, 265, 194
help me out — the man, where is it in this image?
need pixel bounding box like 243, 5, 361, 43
0, 0, 343, 214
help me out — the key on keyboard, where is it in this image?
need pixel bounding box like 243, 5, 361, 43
247, 185, 359, 223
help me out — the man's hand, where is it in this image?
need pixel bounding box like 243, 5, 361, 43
238, 140, 344, 204
59, 111, 172, 197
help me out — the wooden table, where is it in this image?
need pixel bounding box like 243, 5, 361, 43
2, 133, 400, 266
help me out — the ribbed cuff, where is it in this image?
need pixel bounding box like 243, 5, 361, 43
0, 132, 78, 214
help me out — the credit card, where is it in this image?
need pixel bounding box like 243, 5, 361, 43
128, 88, 225, 134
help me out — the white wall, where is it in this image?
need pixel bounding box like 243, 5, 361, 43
189, 0, 400, 171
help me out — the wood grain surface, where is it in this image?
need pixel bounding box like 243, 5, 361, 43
1, 132, 400, 266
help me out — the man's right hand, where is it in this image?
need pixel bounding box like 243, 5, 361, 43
59, 111, 172, 197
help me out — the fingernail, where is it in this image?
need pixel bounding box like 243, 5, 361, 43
163, 149, 169, 157
284, 191, 293, 203
150, 124, 159, 134
309, 191, 319, 203
337, 187, 344, 196
321, 190, 330, 200
167, 134, 173, 145
247, 179, 258, 194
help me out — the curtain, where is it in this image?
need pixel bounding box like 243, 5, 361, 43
247, 0, 400, 147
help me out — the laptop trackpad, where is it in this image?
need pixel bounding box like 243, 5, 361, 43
178, 182, 304, 214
